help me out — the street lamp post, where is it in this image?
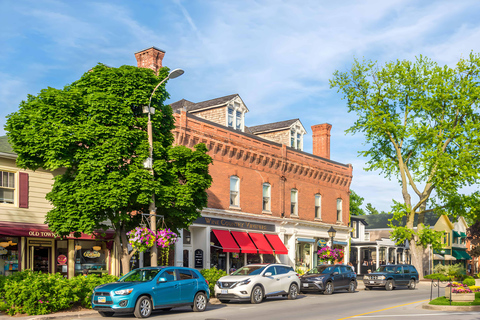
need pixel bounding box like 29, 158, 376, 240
328, 226, 337, 264
144, 68, 184, 267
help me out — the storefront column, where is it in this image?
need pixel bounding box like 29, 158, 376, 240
357, 246, 362, 274
288, 234, 296, 268
376, 246, 379, 269
394, 248, 398, 264
402, 250, 405, 263
205, 226, 211, 269
175, 230, 183, 267
385, 248, 389, 264
20, 237, 26, 271
67, 240, 74, 279
344, 245, 349, 264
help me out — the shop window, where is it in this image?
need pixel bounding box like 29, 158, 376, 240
262, 183, 271, 212
183, 250, 189, 267
0, 237, 19, 276
74, 240, 107, 276
230, 252, 242, 273
337, 198, 343, 221
247, 253, 261, 265
210, 231, 227, 271
291, 189, 298, 216
183, 229, 191, 245
315, 194, 321, 218
0, 171, 15, 204
230, 176, 240, 207
56, 240, 68, 277
296, 242, 312, 272
262, 254, 275, 264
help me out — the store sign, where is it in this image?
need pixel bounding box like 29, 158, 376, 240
0, 248, 7, 255
318, 239, 327, 248
195, 249, 203, 269
83, 250, 101, 258
57, 254, 67, 265
194, 217, 275, 232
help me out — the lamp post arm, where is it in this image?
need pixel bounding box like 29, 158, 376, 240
148, 76, 169, 109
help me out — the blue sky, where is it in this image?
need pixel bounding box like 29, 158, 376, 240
1, 0, 480, 213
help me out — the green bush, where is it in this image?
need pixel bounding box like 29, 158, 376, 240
0, 270, 118, 316
433, 263, 466, 280
424, 273, 453, 281
464, 278, 476, 286
200, 267, 227, 297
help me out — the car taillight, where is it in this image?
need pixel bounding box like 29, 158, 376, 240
206, 280, 209, 285
296, 273, 299, 277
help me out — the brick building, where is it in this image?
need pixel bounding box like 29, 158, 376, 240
135, 47, 353, 272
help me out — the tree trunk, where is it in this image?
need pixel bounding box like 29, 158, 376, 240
410, 239, 424, 280
113, 224, 137, 276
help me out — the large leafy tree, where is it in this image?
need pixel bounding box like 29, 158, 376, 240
331, 53, 480, 277
349, 190, 366, 216
6, 64, 212, 275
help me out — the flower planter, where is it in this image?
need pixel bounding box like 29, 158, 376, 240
445, 289, 475, 302
475, 279, 480, 286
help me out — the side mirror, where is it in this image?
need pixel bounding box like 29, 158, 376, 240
157, 277, 167, 283
264, 272, 272, 277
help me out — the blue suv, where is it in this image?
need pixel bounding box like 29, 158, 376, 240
92, 267, 210, 318
363, 264, 419, 291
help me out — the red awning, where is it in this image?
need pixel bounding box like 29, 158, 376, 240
212, 229, 240, 253
231, 231, 258, 254
248, 233, 274, 254
265, 234, 289, 255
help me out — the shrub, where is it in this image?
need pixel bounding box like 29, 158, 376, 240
464, 278, 476, 286
424, 273, 453, 281
200, 267, 227, 297
433, 263, 466, 280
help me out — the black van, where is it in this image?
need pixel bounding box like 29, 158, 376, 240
362, 264, 419, 291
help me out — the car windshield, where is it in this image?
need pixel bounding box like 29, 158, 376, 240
119, 269, 161, 282
376, 266, 396, 273
307, 266, 335, 274
231, 266, 266, 276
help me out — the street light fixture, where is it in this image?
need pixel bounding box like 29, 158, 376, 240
328, 226, 337, 248
144, 68, 184, 267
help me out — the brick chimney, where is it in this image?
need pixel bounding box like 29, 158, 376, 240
134, 46, 165, 74
311, 123, 332, 159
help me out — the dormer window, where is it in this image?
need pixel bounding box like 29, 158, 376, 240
290, 125, 304, 150
226, 102, 245, 131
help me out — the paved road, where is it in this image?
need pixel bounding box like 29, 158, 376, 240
79, 282, 479, 320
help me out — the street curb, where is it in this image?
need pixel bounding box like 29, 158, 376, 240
422, 303, 480, 312
23, 311, 98, 320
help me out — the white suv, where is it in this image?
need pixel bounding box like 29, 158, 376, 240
214, 264, 300, 304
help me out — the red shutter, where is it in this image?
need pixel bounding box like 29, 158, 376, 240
19, 172, 28, 208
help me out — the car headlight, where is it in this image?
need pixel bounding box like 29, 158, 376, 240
114, 288, 133, 295
378, 275, 385, 280
231, 279, 251, 288
313, 276, 325, 281
364, 276, 369, 280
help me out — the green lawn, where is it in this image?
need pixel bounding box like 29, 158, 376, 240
429, 292, 480, 306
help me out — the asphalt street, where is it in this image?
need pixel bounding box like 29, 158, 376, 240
66, 282, 480, 320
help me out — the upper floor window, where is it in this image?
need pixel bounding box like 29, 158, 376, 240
262, 183, 271, 212
336, 198, 342, 222
315, 194, 321, 219
291, 189, 298, 216
226, 102, 244, 131
290, 126, 304, 151
230, 176, 240, 207
0, 171, 15, 204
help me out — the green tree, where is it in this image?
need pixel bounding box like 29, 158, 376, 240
349, 189, 366, 215
331, 53, 480, 277
365, 203, 387, 215
6, 64, 212, 275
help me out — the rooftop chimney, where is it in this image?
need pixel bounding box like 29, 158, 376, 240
311, 123, 332, 159
134, 46, 166, 74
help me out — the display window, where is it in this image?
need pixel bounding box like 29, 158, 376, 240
55, 240, 68, 277
210, 232, 226, 271
296, 242, 312, 272
74, 240, 107, 276
229, 252, 242, 273
0, 236, 19, 276
262, 254, 275, 264
247, 253, 260, 265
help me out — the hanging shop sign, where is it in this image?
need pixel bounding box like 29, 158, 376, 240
57, 254, 67, 265
194, 217, 275, 232
317, 239, 327, 248
195, 249, 204, 269
83, 250, 101, 258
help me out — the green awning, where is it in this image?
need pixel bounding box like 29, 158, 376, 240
460, 232, 467, 238
452, 249, 472, 260
462, 251, 472, 260
452, 231, 461, 238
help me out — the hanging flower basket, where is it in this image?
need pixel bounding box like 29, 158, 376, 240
127, 227, 179, 252
318, 246, 343, 264
156, 229, 178, 248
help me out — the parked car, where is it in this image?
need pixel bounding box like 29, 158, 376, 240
299, 264, 357, 295
214, 264, 300, 304
91, 267, 210, 318
363, 264, 418, 291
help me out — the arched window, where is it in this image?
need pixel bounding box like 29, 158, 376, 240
230, 176, 240, 207
315, 194, 321, 219
262, 183, 271, 212
291, 189, 298, 216
337, 198, 343, 221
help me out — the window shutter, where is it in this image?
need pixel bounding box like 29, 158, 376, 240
19, 172, 28, 208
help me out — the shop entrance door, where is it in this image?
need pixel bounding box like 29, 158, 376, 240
31, 246, 51, 273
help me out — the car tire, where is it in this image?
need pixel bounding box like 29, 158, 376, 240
364, 286, 372, 291
250, 285, 264, 304
219, 299, 229, 303
348, 281, 356, 293
408, 279, 416, 290
288, 283, 299, 300
192, 292, 207, 312
98, 311, 114, 317
134, 296, 152, 319
323, 282, 334, 295
385, 280, 393, 291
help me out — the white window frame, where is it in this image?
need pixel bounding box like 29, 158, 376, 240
225, 102, 245, 132
262, 183, 271, 212
337, 198, 343, 222
291, 189, 298, 216
314, 194, 321, 219
230, 176, 240, 207
289, 123, 305, 151
0, 170, 16, 205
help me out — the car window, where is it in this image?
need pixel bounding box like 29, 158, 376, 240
333, 266, 341, 274
276, 266, 287, 274
376, 266, 395, 273
265, 266, 277, 275
160, 270, 176, 282
395, 266, 403, 274
403, 266, 410, 274
231, 266, 266, 276
179, 269, 193, 280
409, 266, 417, 273
340, 266, 349, 273
307, 265, 335, 274
119, 268, 161, 282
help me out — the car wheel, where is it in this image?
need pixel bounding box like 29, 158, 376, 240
408, 279, 416, 290
323, 282, 334, 295
364, 286, 372, 291
219, 299, 230, 303
250, 285, 264, 304
348, 281, 356, 293
134, 296, 152, 319
288, 283, 299, 300
192, 292, 207, 312
98, 311, 114, 317
385, 280, 393, 291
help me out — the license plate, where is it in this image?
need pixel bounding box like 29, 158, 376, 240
221, 289, 228, 294
303, 283, 309, 288
369, 281, 374, 284
98, 297, 106, 303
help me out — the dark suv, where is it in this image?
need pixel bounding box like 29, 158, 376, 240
300, 264, 357, 295
363, 264, 418, 291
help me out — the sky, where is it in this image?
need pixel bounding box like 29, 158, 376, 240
1, 0, 480, 213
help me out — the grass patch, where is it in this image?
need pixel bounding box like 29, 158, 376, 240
429, 292, 480, 306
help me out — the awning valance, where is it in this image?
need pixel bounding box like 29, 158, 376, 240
231, 231, 257, 254
452, 231, 461, 238
212, 229, 240, 253
453, 249, 472, 260
265, 234, 288, 255
248, 233, 274, 254
433, 254, 445, 260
